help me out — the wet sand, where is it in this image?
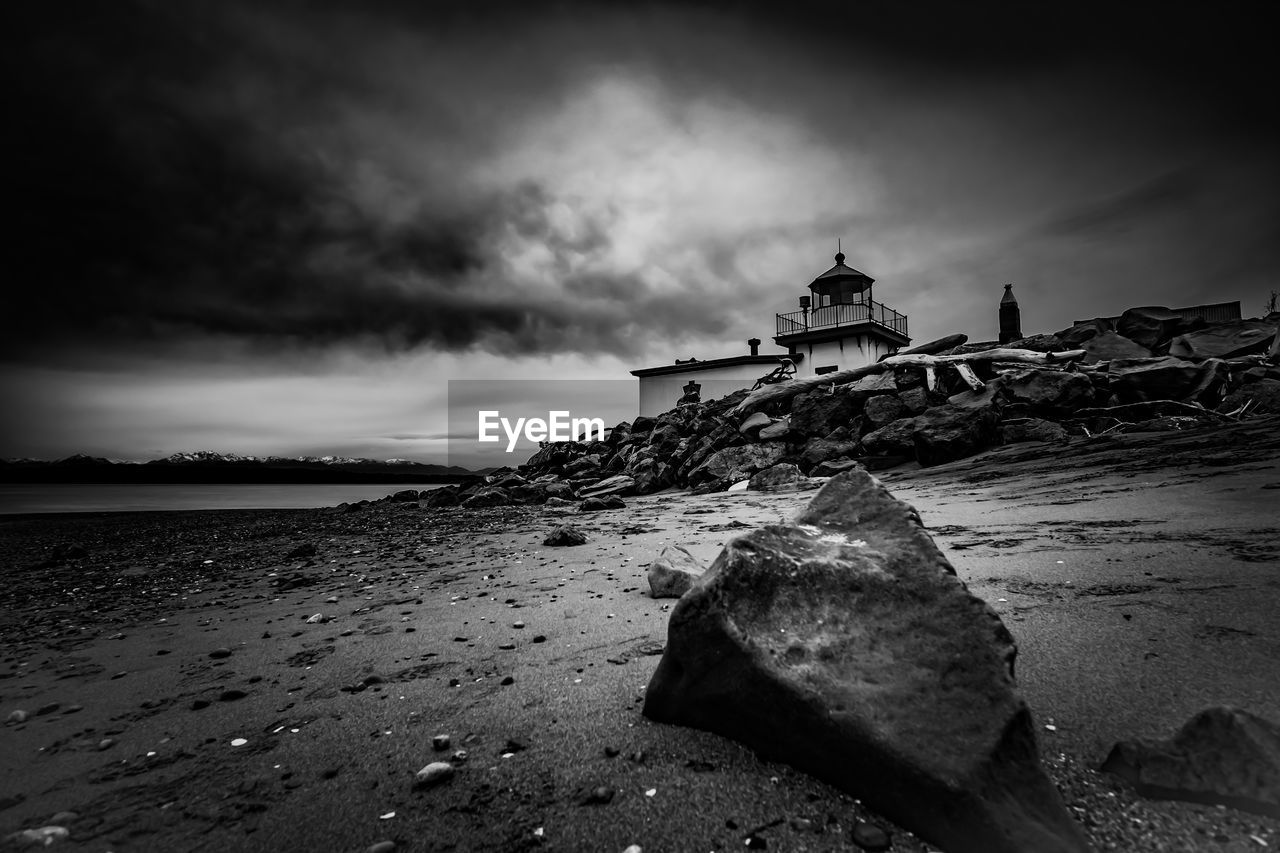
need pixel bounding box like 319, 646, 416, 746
2, 418, 1279, 852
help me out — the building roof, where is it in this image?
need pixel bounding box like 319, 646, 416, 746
809, 251, 874, 292
629, 353, 802, 378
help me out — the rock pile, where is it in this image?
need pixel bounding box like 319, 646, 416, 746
432, 306, 1278, 504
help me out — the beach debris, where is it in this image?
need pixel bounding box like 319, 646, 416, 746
4, 825, 70, 847
647, 545, 704, 599
1101, 705, 1280, 818
414, 761, 455, 788
432, 734, 451, 751
851, 821, 892, 851
543, 524, 589, 546
643, 469, 1091, 853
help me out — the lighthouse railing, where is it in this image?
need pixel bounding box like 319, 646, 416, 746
775, 299, 908, 338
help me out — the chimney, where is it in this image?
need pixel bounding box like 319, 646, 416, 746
747, 337, 760, 356
999, 284, 1022, 344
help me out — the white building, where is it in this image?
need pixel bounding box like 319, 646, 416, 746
630, 250, 910, 416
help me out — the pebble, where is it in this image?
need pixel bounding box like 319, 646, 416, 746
415, 762, 455, 787
852, 821, 891, 851
305, 613, 324, 624
451, 749, 468, 763
580, 785, 615, 805
219, 689, 248, 702
6, 710, 28, 724
49, 811, 77, 824
498, 643, 516, 650
432, 734, 451, 751
326, 596, 338, 603
97, 738, 115, 751
532, 635, 547, 643
623, 847, 642, 853
191, 699, 210, 710
745, 836, 767, 849
209, 648, 232, 659
500, 676, 515, 686
367, 842, 397, 853
230, 738, 248, 747
35, 703, 60, 716
513, 621, 525, 629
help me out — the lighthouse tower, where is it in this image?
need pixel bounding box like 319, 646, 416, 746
999, 283, 1022, 343
772, 247, 910, 378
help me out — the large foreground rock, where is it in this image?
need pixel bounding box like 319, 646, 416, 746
1168, 320, 1277, 360
643, 470, 1090, 853
647, 545, 705, 598
1101, 706, 1280, 818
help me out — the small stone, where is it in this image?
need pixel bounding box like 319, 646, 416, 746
498, 643, 516, 650
305, 613, 324, 624
209, 648, 233, 659
579, 785, 615, 805
62, 704, 83, 714
49, 811, 77, 824
745, 836, 768, 849
230, 738, 248, 747
451, 749, 468, 763
367, 842, 397, 853
35, 703, 60, 716
326, 596, 338, 603
219, 689, 248, 702
191, 699, 210, 710
500, 676, 515, 686
544, 524, 589, 546
432, 734, 451, 751
623, 846, 642, 853
97, 738, 115, 750
604, 746, 620, 758
5, 710, 28, 724
532, 635, 547, 643
513, 621, 525, 629
415, 761, 455, 787
852, 821, 891, 851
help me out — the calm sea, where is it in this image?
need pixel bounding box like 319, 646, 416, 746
0, 483, 449, 515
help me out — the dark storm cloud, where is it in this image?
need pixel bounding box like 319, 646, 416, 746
8, 0, 1278, 365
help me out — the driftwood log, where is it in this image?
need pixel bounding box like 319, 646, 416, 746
736, 349, 1086, 415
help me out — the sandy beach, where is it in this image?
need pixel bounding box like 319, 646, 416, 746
3, 418, 1279, 852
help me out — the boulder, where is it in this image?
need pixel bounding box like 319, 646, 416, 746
543, 481, 575, 500
629, 458, 672, 495
897, 387, 931, 415
544, 496, 577, 508
579, 495, 626, 512
1001, 419, 1069, 444
810, 458, 865, 478
790, 389, 859, 438
491, 472, 528, 489
1109, 357, 1229, 405
913, 404, 1001, 467
647, 424, 683, 457
1218, 378, 1280, 415
863, 394, 905, 428
748, 463, 803, 491
389, 489, 421, 502
861, 417, 918, 457
1168, 320, 1277, 360
1101, 706, 1280, 818
1081, 331, 1152, 363
1001, 369, 1095, 417
578, 475, 636, 499
647, 544, 705, 599
424, 487, 460, 508
643, 470, 1090, 853
461, 487, 511, 509
1116, 306, 1185, 351
689, 444, 786, 487
630, 415, 656, 435
799, 438, 861, 471
564, 455, 603, 476
1055, 318, 1113, 348
845, 372, 898, 400
543, 524, 588, 546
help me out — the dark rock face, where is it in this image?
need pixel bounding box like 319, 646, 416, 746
747, 463, 802, 491
1101, 706, 1280, 818
810, 458, 864, 477
578, 475, 635, 498
1056, 318, 1113, 348
790, 390, 859, 438
643, 470, 1090, 853
912, 405, 1001, 467
799, 439, 861, 471
647, 545, 704, 598
1081, 331, 1152, 363
897, 387, 931, 415
864, 395, 905, 428
689, 444, 785, 488
861, 417, 917, 457
1117, 306, 1185, 351
1168, 320, 1277, 360
1002, 369, 1096, 417
1002, 418, 1069, 444
1109, 357, 1229, 405
543, 525, 588, 547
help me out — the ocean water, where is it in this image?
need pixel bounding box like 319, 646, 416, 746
0, 483, 449, 515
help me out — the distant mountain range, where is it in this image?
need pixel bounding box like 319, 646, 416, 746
0, 452, 486, 484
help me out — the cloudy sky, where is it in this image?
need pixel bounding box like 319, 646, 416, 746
5, 1, 1277, 465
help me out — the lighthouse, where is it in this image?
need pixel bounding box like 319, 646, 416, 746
772, 247, 910, 378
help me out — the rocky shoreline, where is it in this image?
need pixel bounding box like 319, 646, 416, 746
3, 416, 1279, 851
